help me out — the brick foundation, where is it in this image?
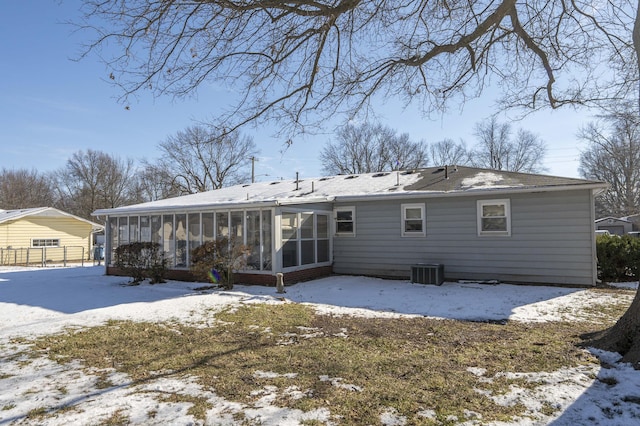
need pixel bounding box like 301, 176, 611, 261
106, 265, 333, 286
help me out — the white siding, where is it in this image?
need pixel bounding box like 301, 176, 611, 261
332, 190, 596, 286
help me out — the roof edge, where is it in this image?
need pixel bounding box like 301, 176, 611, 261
336, 182, 610, 203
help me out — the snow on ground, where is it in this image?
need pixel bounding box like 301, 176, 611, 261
0, 265, 639, 425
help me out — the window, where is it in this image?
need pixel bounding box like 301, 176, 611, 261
402, 203, 425, 237
32, 239, 60, 247
140, 216, 151, 242
281, 211, 331, 268
316, 214, 330, 263
188, 213, 201, 250
118, 217, 129, 246
150, 215, 162, 245
261, 210, 273, 271
216, 212, 229, 238
175, 214, 187, 267
129, 216, 139, 242
300, 213, 315, 265
477, 199, 511, 236
163, 214, 175, 266
334, 206, 355, 236
282, 212, 298, 268
246, 210, 261, 270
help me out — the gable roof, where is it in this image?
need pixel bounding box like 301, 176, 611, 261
0, 207, 104, 231
595, 216, 632, 224
93, 166, 608, 216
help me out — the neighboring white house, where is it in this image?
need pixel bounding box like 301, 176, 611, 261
93, 166, 608, 287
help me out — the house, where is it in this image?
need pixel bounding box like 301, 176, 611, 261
92, 166, 608, 287
594, 217, 634, 235
0, 207, 104, 265
621, 213, 640, 232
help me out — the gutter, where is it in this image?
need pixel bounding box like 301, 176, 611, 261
93, 199, 281, 217
335, 182, 610, 203
92, 195, 337, 217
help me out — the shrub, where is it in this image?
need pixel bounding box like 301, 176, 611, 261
114, 242, 167, 284
596, 235, 640, 283
190, 237, 250, 290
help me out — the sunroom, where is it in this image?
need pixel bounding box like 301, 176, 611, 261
100, 203, 334, 285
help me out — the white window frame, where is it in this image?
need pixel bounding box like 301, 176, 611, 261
477, 199, 511, 237
401, 203, 426, 237
334, 206, 356, 236
31, 238, 60, 247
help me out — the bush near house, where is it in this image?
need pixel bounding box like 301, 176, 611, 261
114, 242, 167, 284
596, 234, 640, 282
190, 237, 250, 290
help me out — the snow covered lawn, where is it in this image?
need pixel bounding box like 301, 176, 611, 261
1, 265, 640, 425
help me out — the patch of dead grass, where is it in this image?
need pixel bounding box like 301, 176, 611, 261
24, 302, 616, 424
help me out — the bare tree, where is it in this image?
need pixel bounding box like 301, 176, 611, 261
155, 124, 258, 194
53, 150, 138, 221
134, 163, 182, 202
76, 0, 640, 368
429, 139, 469, 167
320, 122, 428, 175
0, 168, 55, 209
469, 117, 547, 173
578, 107, 640, 217
78, 1, 636, 135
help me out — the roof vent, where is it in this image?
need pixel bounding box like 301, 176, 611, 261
270, 181, 280, 185
242, 184, 251, 187
372, 172, 389, 178
344, 175, 359, 179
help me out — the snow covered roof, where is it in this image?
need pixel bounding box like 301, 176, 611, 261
595, 216, 632, 224
93, 166, 608, 216
0, 207, 104, 230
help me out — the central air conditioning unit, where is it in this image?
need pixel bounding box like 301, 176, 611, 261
411, 263, 444, 285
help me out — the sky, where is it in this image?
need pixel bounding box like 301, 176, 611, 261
1, 265, 640, 424
0, 1, 599, 182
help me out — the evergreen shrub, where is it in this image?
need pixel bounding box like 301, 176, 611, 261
596, 234, 640, 283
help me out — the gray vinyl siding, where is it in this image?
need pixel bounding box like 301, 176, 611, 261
332, 190, 596, 286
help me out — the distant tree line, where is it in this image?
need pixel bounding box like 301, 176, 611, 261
1, 111, 637, 222
320, 117, 548, 175
0, 124, 259, 222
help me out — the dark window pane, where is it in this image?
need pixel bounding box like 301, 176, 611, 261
283, 240, 298, 267
301, 240, 315, 265
336, 222, 353, 233
317, 240, 329, 263
482, 218, 507, 231
405, 220, 423, 232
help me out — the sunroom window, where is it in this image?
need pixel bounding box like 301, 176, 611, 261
477, 199, 511, 236
281, 211, 331, 268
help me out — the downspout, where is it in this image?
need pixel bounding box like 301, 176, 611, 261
590, 190, 600, 286
103, 215, 110, 275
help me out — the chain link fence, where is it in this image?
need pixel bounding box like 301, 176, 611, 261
0, 246, 90, 267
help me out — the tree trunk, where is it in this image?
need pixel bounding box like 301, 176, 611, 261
587, 286, 640, 368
